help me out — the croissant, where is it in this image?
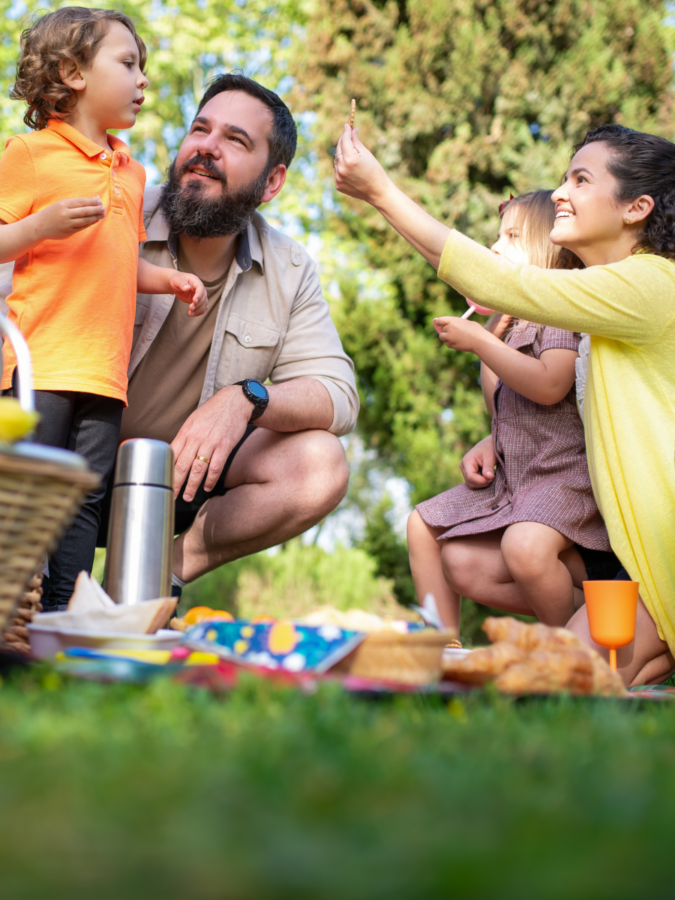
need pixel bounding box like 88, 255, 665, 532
495, 649, 594, 695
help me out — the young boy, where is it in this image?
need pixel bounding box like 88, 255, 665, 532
0, 7, 208, 610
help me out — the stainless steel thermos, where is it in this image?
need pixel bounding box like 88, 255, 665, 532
103, 439, 175, 605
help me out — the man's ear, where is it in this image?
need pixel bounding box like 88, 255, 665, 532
58, 58, 87, 93
260, 164, 287, 204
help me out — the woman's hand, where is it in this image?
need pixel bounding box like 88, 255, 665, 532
484, 312, 512, 340
460, 435, 496, 489
333, 125, 392, 205
433, 315, 484, 352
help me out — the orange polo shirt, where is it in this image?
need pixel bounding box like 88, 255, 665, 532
0, 119, 146, 403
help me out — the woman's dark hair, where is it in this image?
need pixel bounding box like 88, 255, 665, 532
574, 124, 675, 260
197, 73, 297, 172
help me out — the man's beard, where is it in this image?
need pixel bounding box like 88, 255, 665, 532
159, 155, 269, 240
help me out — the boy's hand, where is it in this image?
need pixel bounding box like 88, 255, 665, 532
37, 198, 105, 240
168, 271, 208, 317
433, 316, 484, 352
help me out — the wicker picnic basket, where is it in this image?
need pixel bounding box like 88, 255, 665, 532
0, 315, 99, 649
332, 629, 456, 686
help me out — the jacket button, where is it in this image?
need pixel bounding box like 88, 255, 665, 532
291, 254, 301, 266
244, 335, 252, 343
145, 334, 153, 341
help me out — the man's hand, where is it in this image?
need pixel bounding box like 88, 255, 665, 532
36, 197, 105, 239
168, 271, 208, 317
460, 435, 496, 489
433, 315, 484, 353
171, 385, 252, 500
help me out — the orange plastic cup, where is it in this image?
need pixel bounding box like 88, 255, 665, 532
583, 580, 639, 670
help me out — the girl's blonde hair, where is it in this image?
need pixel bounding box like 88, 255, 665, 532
11, 7, 147, 131
496, 190, 582, 335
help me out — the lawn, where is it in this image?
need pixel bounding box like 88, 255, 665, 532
0, 665, 673, 899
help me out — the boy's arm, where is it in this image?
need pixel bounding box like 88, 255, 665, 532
435, 316, 577, 405
0, 198, 105, 264
137, 257, 208, 317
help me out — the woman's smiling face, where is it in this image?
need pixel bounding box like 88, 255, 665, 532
550, 141, 633, 264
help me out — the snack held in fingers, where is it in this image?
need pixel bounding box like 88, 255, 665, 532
349, 98, 356, 128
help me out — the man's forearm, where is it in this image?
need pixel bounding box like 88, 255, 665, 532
252, 377, 333, 432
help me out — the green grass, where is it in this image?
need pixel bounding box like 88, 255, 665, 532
0, 666, 674, 899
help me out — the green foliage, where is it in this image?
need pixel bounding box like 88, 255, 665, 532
1, 670, 675, 898
289, 0, 675, 500
357, 494, 416, 606
179, 538, 409, 620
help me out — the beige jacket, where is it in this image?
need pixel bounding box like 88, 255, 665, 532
0, 186, 359, 436
132, 185, 358, 435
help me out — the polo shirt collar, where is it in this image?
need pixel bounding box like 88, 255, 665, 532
46, 119, 130, 161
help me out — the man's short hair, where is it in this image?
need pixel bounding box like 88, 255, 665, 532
11, 7, 147, 131
197, 73, 297, 171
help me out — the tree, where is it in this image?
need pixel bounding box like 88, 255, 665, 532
289, 0, 674, 503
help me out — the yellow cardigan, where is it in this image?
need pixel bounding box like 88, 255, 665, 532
438, 231, 675, 651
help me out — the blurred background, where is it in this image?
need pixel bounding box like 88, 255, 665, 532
3, 0, 674, 639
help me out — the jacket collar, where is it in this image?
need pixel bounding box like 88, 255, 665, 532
46, 119, 130, 161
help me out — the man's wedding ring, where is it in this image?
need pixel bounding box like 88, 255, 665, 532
196, 455, 210, 464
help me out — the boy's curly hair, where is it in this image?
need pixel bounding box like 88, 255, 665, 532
11, 7, 147, 131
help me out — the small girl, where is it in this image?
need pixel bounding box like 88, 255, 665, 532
407, 191, 618, 631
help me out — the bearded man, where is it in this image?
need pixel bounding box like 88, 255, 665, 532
105, 74, 358, 596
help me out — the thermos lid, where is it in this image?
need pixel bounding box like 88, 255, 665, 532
114, 438, 174, 489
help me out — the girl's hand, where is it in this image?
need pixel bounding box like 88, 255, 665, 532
433, 316, 484, 352
460, 435, 496, 489
333, 125, 391, 205
169, 271, 208, 317
37, 197, 105, 239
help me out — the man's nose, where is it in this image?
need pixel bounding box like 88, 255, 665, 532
195, 133, 221, 159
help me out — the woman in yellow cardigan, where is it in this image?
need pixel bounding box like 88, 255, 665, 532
333, 122, 675, 686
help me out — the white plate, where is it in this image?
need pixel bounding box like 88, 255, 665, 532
27, 624, 182, 659
442, 647, 473, 661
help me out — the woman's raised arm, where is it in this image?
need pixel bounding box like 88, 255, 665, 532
333, 124, 450, 270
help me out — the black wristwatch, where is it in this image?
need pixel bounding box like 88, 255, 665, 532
235, 379, 269, 421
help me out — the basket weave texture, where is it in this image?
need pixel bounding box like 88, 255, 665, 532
0, 454, 99, 643
3, 573, 43, 655
332, 630, 456, 686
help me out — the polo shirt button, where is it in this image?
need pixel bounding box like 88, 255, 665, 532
146, 333, 153, 341
114, 188, 120, 195
244, 335, 252, 343
100, 152, 106, 160
291, 254, 301, 266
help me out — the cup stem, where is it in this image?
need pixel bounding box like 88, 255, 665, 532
609, 648, 617, 671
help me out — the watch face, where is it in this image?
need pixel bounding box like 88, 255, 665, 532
247, 380, 268, 400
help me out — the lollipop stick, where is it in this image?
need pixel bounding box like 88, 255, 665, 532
461, 307, 474, 319
349, 99, 356, 128
609, 648, 617, 671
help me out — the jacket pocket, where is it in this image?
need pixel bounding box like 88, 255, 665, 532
215, 315, 281, 387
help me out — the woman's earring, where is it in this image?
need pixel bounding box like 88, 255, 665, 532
624, 216, 631, 225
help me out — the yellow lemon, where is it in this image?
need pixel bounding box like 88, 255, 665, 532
0, 398, 39, 442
